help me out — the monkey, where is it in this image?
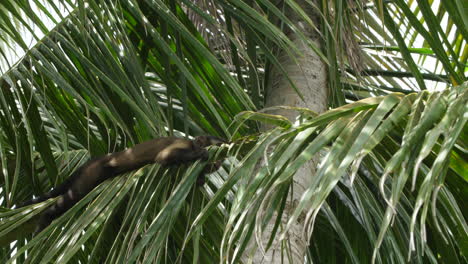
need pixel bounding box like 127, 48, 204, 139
18, 135, 226, 233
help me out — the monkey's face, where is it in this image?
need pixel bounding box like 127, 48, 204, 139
194, 136, 227, 148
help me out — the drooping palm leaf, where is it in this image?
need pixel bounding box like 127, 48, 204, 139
219, 85, 466, 263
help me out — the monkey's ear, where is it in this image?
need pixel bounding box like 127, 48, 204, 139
194, 136, 227, 147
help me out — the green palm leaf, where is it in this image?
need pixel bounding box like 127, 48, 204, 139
0, 0, 466, 263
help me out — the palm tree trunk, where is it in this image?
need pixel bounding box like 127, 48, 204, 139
247, 0, 327, 262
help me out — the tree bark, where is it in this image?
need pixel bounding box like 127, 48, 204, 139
247, 0, 327, 262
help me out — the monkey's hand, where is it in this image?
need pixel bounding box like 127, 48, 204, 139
197, 160, 223, 185
202, 160, 222, 174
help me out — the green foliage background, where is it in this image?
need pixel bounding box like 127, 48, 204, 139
0, 0, 466, 263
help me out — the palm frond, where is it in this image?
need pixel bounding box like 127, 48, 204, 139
222, 84, 467, 263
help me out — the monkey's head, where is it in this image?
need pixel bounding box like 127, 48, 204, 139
194, 136, 227, 148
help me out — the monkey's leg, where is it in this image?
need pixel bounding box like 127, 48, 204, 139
35, 190, 78, 234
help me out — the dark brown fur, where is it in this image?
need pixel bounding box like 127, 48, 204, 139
19, 136, 226, 233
